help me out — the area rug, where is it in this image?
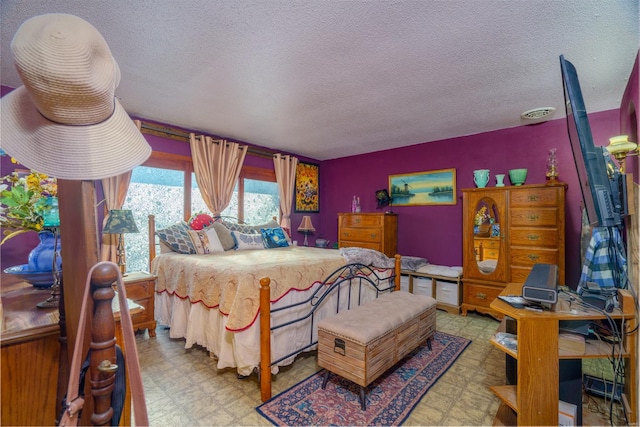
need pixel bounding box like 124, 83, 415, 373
256, 331, 471, 426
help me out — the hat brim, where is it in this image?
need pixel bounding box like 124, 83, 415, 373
1, 86, 151, 180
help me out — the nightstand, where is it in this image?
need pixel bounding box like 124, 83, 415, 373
121, 271, 157, 337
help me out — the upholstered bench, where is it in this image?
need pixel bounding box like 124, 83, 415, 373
317, 291, 437, 410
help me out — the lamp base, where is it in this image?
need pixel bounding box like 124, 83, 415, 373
303, 233, 309, 246
37, 282, 61, 309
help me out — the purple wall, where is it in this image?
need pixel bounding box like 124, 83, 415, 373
1, 80, 631, 290
320, 110, 620, 288
619, 51, 639, 181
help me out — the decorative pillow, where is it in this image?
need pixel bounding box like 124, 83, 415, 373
251, 219, 280, 234
156, 222, 196, 254
231, 230, 264, 251
187, 227, 225, 254
211, 222, 236, 251
261, 227, 290, 249
188, 212, 214, 230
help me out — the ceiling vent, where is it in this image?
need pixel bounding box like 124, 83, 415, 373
521, 107, 556, 123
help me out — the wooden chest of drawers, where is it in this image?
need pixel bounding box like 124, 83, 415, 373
338, 213, 398, 257
462, 183, 566, 319
121, 272, 157, 337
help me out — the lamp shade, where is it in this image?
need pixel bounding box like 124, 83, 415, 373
297, 215, 315, 232
103, 209, 139, 234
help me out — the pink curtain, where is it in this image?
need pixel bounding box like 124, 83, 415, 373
99, 120, 141, 261
189, 133, 247, 216
273, 154, 299, 230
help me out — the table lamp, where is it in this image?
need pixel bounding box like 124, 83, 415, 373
297, 215, 315, 246
103, 209, 139, 275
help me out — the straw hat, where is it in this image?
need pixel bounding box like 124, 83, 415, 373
0, 13, 151, 180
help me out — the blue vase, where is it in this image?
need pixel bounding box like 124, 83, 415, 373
27, 231, 62, 272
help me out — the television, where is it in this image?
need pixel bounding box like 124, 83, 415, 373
560, 55, 626, 227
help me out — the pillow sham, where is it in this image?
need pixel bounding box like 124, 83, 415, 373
261, 227, 290, 249
231, 230, 264, 251
187, 227, 225, 254
156, 222, 196, 254
251, 219, 280, 234
211, 222, 236, 251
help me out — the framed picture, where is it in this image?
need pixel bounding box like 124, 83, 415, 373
295, 162, 319, 212
389, 168, 456, 206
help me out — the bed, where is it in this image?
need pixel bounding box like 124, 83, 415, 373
148, 215, 401, 388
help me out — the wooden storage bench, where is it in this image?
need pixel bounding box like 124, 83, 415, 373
317, 291, 436, 410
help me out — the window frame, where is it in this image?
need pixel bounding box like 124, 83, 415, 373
140, 151, 278, 222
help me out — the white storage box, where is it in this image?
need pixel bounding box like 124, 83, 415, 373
413, 277, 433, 298
559, 400, 577, 426
435, 280, 460, 306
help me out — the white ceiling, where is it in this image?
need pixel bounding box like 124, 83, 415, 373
1, 1, 638, 160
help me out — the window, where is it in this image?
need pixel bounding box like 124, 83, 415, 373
122, 153, 278, 272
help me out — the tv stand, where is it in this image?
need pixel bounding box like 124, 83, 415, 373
489, 282, 636, 426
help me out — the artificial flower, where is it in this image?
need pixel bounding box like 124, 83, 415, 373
0, 170, 58, 244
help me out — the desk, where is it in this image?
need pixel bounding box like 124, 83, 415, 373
1, 279, 142, 426
1, 284, 60, 426
489, 282, 636, 426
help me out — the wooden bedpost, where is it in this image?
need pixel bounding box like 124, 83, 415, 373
148, 214, 156, 270
89, 264, 119, 425
394, 254, 402, 291
259, 277, 271, 402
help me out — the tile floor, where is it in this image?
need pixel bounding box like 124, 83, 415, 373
134, 310, 624, 426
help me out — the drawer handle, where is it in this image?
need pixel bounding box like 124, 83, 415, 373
355, 218, 361, 224
477, 292, 486, 300
334, 338, 346, 356
527, 214, 539, 221
344, 232, 350, 238
527, 195, 539, 201
527, 254, 540, 261
97, 360, 118, 373
370, 233, 377, 239
527, 234, 540, 240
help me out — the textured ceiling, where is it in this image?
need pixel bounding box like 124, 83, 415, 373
1, 1, 638, 160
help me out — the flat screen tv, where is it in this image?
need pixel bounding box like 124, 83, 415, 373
560, 55, 624, 227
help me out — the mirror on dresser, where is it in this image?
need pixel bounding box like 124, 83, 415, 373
473, 197, 501, 275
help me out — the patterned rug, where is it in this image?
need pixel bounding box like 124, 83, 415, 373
256, 331, 471, 426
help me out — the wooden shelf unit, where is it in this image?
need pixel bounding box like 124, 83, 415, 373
489, 282, 637, 426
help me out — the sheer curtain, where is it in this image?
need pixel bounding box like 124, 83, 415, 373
99, 120, 141, 261
189, 133, 247, 216
273, 154, 298, 230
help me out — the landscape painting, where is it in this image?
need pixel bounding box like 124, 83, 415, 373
389, 168, 456, 206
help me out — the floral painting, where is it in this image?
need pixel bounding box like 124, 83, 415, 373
295, 162, 319, 212
389, 168, 456, 206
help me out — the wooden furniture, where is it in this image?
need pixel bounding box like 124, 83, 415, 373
1, 284, 60, 426
121, 272, 157, 337
461, 183, 566, 319
337, 212, 398, 257
112, 292, 144, 426
317, 291, 436, 410
401, 269, 462, 314
489, 282, 636, 426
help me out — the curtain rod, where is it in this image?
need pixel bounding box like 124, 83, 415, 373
139, 120, 279, 159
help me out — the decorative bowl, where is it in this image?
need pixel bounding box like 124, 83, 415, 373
4, 264, 60, 289
508, 168, 528, 186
